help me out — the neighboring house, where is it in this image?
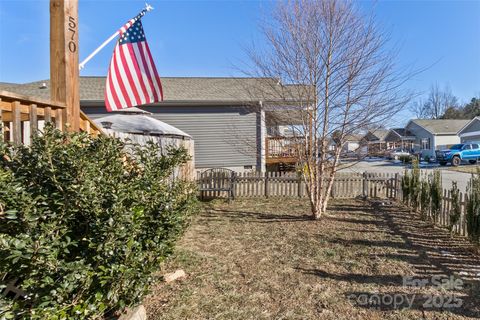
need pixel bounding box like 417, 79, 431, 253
384, 128, 416, 151
343, 134, 361, 153
405, 119, 470, 158
328, 134, 361, 153
458, 117, 480, 143
359, 129, 389, 155
0, 77, 304, 172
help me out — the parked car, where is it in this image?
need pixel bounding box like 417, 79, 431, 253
387, 148, 411, 160
435, 143, 480, 166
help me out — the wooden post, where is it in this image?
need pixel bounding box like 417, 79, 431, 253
29, 104, 38, 137
11, 101, 21, 144
50, 0, 80, 131
44, 107, 52, 123
230, 172, 236, 201
394, 173, 399, 200
297, 176, 302, 198
265, 172, 269, 198
362, 172, 367, 198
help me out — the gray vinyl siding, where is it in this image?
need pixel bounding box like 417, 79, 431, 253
81, 104, 258, 169
460, 119, 480, 143
462, 135, 480, 143
406, 122, 435, 157
461, 119, 480, 134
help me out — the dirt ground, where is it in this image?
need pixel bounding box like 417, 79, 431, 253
144, 198, 480, 320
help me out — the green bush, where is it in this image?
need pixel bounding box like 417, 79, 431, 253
409, 159, 421, 211
420, 179, 430, 219
466, 170, 480, 245
430, 171, 442, 222
449, 182, 461, 233
0, 126, 196, 319
398, 155, 412, 163
400, 159, 422, 211
401, 169, 410, 204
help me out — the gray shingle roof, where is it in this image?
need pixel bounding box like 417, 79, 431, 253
0, 81, 21, 92
370, 129, 389, 141
410, 119, 470, 135
0, 77, 302, 103
391, 128, 415, 138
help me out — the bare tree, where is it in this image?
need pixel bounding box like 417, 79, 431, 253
410, 98, 429, 119
244, 0, 412, 219
410, 83, 458, 119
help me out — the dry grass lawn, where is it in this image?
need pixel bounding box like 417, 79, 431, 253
144, 198, 480, 319
445, 165, 480, 174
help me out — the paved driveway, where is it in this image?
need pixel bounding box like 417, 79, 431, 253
339, 159, 472, 193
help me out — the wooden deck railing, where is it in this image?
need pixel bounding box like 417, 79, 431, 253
0, 90, 101, 144
266, 136, 303, 164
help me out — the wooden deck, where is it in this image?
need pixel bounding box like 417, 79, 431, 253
266, 136, 302, 164
0, 90, 102, 144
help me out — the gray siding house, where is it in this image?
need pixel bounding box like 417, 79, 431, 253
405, 119, 469, 158
458, 117, 480, 143
359, 129, 389, 155
1, 77, 301, 172
384, 128, 415, 150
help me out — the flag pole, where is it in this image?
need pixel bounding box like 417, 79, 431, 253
78, 3, 154, 70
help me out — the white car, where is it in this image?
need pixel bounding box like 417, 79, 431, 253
387, 148, 411, 160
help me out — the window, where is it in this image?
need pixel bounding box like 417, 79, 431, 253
421, 138, 430, 150
463, 144, 472, 150
473, 144, 479, 149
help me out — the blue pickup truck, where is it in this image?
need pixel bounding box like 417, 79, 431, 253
435, 143, 480, 166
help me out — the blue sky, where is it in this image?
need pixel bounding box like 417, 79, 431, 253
0, 0, 479, 110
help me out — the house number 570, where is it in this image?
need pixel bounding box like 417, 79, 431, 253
67, 16, 77, 53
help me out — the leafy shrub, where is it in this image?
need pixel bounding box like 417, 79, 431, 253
398, 155, 412, 163
449, 181, 461, 233
466, 170, 480, 245
0, 126, 196, 319
420, 179, 430, 219
430, 171, 442, 222
400, 159, 421, 211
401, 169, 410, 204
409, 159, 421, 211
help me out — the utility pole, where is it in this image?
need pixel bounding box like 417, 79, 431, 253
50, 0, 80, 131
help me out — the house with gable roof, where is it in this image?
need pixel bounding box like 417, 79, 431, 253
405, 119, 470, 158
0, 76, 308, 172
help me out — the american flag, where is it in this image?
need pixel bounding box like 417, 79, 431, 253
105, 11, 163, 112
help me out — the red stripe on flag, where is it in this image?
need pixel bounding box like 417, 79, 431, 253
144, 42, 163, 100
137, 42, 159, 102
106, 70, 122, 111
118, 45, 142, 106
127, 43, 151, 104
112, 47, 133, 107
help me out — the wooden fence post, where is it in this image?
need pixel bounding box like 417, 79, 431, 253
231, 172, 236, 200
29, 104, 38, 138
362, 172, 367, 198
265, 172, 269, 198
11, 101, 21, 144
459, 192, 464, 235
297, 175, 302, 198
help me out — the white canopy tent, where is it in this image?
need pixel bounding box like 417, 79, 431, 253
95, 109, 194, 180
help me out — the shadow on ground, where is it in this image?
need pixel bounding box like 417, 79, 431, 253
145, 198, 480, 319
